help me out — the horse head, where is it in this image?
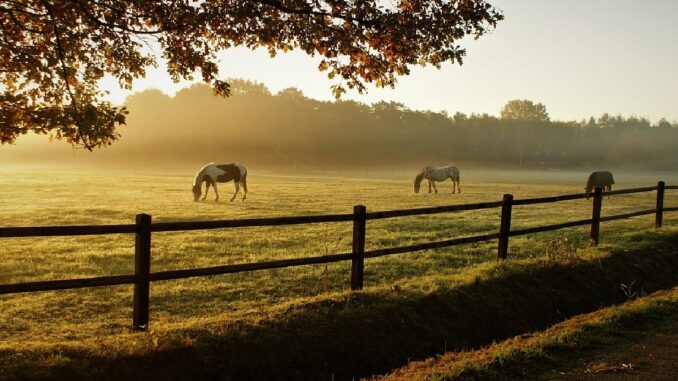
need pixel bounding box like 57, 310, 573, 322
192, 184, 202, 201
413, 172, 424, 193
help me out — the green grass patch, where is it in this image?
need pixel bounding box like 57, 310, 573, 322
1, 168, 677, 379
1, 231, 677, 380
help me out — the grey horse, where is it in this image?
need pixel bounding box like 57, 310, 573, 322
414, 166, 461, 194
585, 171, 614, 199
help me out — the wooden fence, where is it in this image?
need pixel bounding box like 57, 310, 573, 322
1, 182, 676, 329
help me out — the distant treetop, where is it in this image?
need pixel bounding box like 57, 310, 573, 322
501, 99, 550, 123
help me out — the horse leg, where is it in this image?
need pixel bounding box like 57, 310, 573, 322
213, 182, 220, 201
202, 181, 210, 201
241, 175, 248, 201
451, 177, 456, 193
432, 181, 438, 194
230, 182, 239, 202
428, 180, 432, 193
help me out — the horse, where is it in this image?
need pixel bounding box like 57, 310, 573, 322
414, 166, 461, 194
585, 171, 614, 199
192, 163, 248, 202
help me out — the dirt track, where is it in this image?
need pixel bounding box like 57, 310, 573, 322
553, 323, 678, 381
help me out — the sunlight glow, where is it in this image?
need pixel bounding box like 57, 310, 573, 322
98, 0, 678, 123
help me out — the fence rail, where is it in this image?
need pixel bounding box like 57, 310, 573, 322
512, 192, 590, 206
1, 181, 675, 329
0, 224, 136, 238
364, 201, 503, 219
0, 275, 135, 294
152, 213, 355, 232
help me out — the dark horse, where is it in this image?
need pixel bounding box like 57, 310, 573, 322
585, 171, 614, 199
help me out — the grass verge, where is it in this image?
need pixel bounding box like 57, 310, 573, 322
1, 232, 677, 380
374, 287, 678, 381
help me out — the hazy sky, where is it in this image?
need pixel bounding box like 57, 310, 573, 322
100, 0, 678, 122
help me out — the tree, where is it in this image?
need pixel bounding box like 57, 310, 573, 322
656, 118, 673, 129
500, 99, 549, 166
0, 0, 503, 149
277, 87, 306, 102
452, 111, 468, 123
500, 99, 549, 122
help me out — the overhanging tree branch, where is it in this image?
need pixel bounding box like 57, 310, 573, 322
0, 0, 503, 149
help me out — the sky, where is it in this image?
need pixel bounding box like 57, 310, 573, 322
99, 0, 678, 123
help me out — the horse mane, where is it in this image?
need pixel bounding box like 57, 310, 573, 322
414, 169, 426, 186
192, 163, 212, 187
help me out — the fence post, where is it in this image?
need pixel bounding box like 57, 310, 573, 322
590, 187, 603, 245
351, 205, 367, 290
133, 213, 152, 330
497, 194, 513, 260
655, 181, 665, 229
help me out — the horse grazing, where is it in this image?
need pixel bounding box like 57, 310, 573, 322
192, 163, 248, 202
414, 166, 461, 194
585, 171, 614, 199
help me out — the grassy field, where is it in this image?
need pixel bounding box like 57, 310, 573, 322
1, 165, 677, 352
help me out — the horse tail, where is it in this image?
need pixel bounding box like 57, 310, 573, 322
453, 167, 461, 193
242, 173, 248, 194
447, 166, 459, 181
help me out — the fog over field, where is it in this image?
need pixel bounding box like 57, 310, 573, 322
3, 80, 678, 172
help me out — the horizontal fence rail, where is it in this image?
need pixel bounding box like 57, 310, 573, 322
0, 224, 136, 238
365, 201, 503, 219
512, 192, 591, 206
600, 209, 657, 222
149, 253, 355, 282
1, 182, 676, 329
365, 233, 501, 258
0, 275, 136, 294
604, 186, 658, 196
510, 218, 593, 237
151, 213, 355, 232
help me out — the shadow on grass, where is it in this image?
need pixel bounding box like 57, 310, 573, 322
4, 234, 678, 381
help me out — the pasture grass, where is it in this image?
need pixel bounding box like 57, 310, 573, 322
1, 228, 677, 380
0, 166, 677, 378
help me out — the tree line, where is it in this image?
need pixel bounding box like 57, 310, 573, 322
110, 80, 677, 169
4, 79, 676, 170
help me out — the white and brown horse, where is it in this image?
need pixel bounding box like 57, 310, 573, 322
414, 166, 461, 194
192, 163, 248, 202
